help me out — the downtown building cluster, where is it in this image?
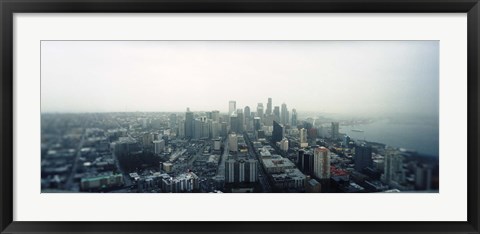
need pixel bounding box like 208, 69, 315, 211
41, 97, 439, 193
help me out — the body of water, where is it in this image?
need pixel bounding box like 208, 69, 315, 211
340, 117, 439, 157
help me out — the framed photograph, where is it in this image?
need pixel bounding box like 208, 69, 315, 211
1, 0, 479, 233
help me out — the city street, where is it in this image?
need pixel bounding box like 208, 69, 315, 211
243, 132, 271, 192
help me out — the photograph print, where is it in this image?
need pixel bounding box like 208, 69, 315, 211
40, 41, 439, 193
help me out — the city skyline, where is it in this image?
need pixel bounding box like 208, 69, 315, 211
41, 105, 439, 193
41, 41, 439, 118
41, 41, 440, 193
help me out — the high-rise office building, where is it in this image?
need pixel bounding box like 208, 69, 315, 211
213, 138, 222, 151
220, 122, 228, 137
194, 119, 203, 139
256, 130, 266, 140
153, 140, 165, 154
142, 132, 154, 149
225, 158, 236, 183
211, 110, 220, 122
211, 121, 220, 139
354, 144, 373, 172
205, 111, 212, 120
266, 98, 272, 115
244, 106, 251, 119
246, 159, 258, 183
264, 114, 274, 126
331, 122, 340, 140
257, 103, 264, 120
314, 146, 330, 180
244, 106, 251, 131
253, 117, 261, 131
238, 159, 246, 182
297, 150, 314, 176
344, 135, 351, 147
280, 138, 289, 151
229, 101, 236, 116
190, 117, 209, 139
169, 113, 177, 130
273, 106, 280, 122
228, 133, 238, 152
225, 158, 258, 184
202, 119, 210, 139
281, 103, 289, 125
272, 121, 284, 143
236, 109, 244, 133
299, 128, 308, 148
382, 148, 406, 184
230, 115, 239, 133
291, 108, 297, 126
113, 138, 140, 158
415, 164, 433, 190
297, 149, 305, 167
178, 120, 185, 138
184, 109, 194, 138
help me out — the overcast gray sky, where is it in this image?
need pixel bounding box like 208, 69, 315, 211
41, 41, 439, 117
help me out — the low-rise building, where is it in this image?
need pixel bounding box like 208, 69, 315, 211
80, 172, 124, 191
262, 157, 296, 174
271, 168, 306, 190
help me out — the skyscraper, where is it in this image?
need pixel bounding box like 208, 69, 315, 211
153, 140, 165, 154
257, 103, 264, 120
272, 121, 284, 143
314, 146, 330, 180
354, 144, 373, 172
178, 120, 185, 138
244, 106, 251, 119
297, 149, 305, 167
169, 113, 177, 130
228, 133, 238, 152
205, 111, 212, 120
253, 117, 261, 131
211, 110, 220, 122
185, 109, 194, 138
246, 159, 258, 183
291, 108, 297, 126
225, 158, 258, 184
225, 158, 236, 183
382, 148, 406, 185
229, 101, 236, 116
244, 106, 251, 131
230, 115, 239, 133
344, 135, 351, 147
415, 164, 433, 190
142, 132, 154, 148
298, 150, 314, 176
220, 122, 228, 137
211, 121, 220, 139
236, 109, 244, 133
280, 138, 289, 151
266, 98, 272, 115
281, 103, 289, 125
299, 128, 308, 148
202, 119, 210, 139
273, 106, 280, 122
264, 114, 274, 126
331, 122, 339, 140
194, 119, 203, 139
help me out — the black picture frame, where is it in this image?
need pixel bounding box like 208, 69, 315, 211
1, 0, 479, 233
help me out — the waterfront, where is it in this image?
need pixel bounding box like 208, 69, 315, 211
341, 117, 439, 157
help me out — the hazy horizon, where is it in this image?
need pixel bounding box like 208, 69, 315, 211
41, 41, 439, 119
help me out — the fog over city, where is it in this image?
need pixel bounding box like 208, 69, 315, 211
41, 41, 438, 117
41, 41, 440, 193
